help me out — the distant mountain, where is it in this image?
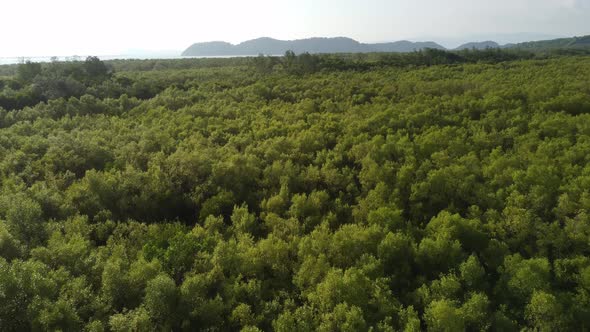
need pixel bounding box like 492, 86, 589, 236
181, 35, 590, 57
181, 41, 236, 56
424, 33, 565, 49
181, 37, 445, 56
455, 41, 500, 50
505, 35, 590, 50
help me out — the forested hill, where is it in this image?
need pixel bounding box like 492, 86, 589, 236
181, 37, 445, 56
507, 35, 590, 50
182, 35, 590, 56
2, 51, 590, 330
455, 41, 500, 50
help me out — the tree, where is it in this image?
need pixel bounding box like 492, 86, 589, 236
0, 223, 22, 260
144, 273, 178, 329
424, 299, 464, 332
16, 61, 42, 83
318, 303, 367, 332
460, 292, 491, 331
83, 56, 109, 81
4, 196, 45, 247
525, 291, 564, 331
282, 50, 298, 74
109, 307, 154, 332
251, 54, 276, 74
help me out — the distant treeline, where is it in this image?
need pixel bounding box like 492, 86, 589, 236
2, 47, 590, 111
253, 47, 590, 74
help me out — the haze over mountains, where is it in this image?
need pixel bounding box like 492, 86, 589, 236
182, 35, 590, 56
181, 37, 445, 56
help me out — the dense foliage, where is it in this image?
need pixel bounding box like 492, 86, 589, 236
1, 52, 590, 331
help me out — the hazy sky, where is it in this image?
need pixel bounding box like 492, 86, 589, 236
2, 0, 589, 56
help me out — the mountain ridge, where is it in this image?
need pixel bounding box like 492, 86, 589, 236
182, 37, 445, 56
181, 35, 590, 56
454, 41, 500, 50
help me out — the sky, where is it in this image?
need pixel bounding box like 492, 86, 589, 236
1, 0, 589, 57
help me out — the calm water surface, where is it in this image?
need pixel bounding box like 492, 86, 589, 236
0, 54, 250, 65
